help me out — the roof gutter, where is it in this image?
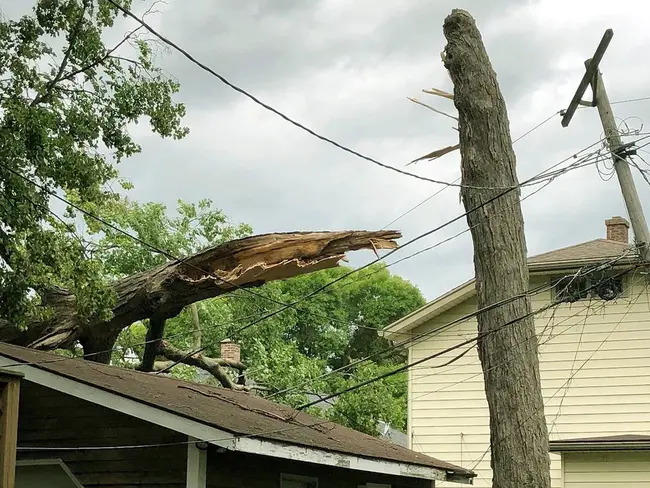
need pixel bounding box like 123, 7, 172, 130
383, 258, 639, 338
0, 355, 467, 482
550, 440, 650, 452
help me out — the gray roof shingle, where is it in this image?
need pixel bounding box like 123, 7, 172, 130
0, 342, 473, 477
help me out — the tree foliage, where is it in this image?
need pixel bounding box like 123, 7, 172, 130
0, 0, 188, 326
0, 1, 425, 439
100, 198, 424, 436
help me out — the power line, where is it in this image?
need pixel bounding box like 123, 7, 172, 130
469, 274, 648, 472
155, 137, 617, 375
407, 296, 609, 388
17, 414, 334, 452
264, 176, 594, 400
381, 109, 563, 231
0, 161, 303, 310
548, 294, 594, 437
267, 271, 561, 401
102, 0, 562, 192
611, 96, 650, 105
381, 180, 459, 231
512, 110, 562, 144
0, 136, 617, 378
3, 134, 609, 361
0, 155, 574, 372
96, 1, 465, 188
1, 117, 632, 376
14, 265, 641, 453
296, 262, 640, 410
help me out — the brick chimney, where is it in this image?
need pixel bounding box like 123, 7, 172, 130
605, 216, 630, 243
220, 339, 240, 363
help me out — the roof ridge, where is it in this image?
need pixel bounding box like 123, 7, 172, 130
528, 238, 625, 260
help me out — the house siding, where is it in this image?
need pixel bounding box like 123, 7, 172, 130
562, 451, 650, 487
17, 381, 188, 487
408, 273, 650, 487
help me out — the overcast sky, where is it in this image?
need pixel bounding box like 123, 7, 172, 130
5, 0, 650, 300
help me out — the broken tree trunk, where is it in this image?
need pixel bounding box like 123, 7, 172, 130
443, 9, 550, 488
0, 230, 400, 362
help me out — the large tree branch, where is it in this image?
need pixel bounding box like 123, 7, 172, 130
0, 230, 400, 359
139, 314, 166, 371
157, 340, 247, 390
31, 0, 89, 106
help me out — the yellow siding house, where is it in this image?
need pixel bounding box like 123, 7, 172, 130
383, 217, 650, 487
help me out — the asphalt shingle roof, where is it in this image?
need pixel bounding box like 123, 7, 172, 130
0, 342, 473, 477
527, 239, 634, 267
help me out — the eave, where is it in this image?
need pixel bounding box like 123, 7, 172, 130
0, 355, 474, 484
382, 256, 638, 340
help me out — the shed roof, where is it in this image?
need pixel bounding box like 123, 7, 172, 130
0, 342, 473, 480
550, 434, 650, 452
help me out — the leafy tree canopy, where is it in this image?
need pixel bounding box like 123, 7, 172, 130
0, 0, 425, 438
101, 198, 424, 436
0, 0, 188, 326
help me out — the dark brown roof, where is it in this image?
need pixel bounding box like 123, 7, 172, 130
550, 434, 650, 452
527, 239, 634, 268
0, 342, 473, 477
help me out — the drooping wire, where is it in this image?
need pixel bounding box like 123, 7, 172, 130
296, 262, 640, 410
13, 264, 642, 453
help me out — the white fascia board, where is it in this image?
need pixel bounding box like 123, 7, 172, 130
187, 437, 208, 488
0, 357, 236, 450
234, 436, 447, 482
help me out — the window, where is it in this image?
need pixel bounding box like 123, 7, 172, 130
281, 474, 318, 488
553, 271, 625, 303
15, 459, 84, 488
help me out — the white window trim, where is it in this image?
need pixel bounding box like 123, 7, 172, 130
16, 459, 84, 488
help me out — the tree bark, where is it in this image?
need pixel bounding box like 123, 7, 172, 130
0, 230, 400, 361
156, 340, 247, 390
442, 10, 550, 488
190, 303, 201, 350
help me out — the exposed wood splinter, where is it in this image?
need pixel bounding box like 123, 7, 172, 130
0, 230, 401, 364
407, 97, 458, 121
408, 144, 460, 166
422, 88, 454, 100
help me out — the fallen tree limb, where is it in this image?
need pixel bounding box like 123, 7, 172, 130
156, 340, 248, 390
0, 230, 400, 362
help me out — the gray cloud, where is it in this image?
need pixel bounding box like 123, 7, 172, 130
4, 0, 650, 301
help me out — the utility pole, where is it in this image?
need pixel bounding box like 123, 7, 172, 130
443, 9, 550, 488
562, 29, 650, 261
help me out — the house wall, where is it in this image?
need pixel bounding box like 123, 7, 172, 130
205, 448, 433, 488
562, 451, 650, 487
408, 272, 650, 487
17, 381, 188, 487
